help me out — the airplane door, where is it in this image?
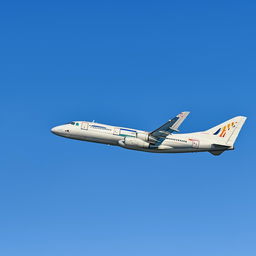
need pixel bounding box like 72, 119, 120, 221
81, 122, 89, 130
192, 140, 199, 148
113, 128, 120, 135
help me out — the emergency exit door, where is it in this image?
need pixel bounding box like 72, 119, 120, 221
81, 122, 88, 130
113, 128, 120, 135
192, 140, 199, 148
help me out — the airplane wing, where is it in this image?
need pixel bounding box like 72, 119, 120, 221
149, 111, 190, 139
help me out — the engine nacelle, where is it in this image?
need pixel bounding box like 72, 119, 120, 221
136, 132, 149, 141
136, 132, 156, 143
118, 137, 150, 148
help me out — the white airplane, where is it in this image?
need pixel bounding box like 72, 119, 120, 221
51, 112, 247, 155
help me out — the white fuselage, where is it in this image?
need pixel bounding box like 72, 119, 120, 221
51, 121, 231, 154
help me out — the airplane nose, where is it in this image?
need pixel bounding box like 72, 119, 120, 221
51, 126, 59, 134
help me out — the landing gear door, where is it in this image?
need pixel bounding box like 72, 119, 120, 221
81, 122, 89, 130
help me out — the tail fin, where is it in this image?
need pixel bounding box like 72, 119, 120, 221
206, 116, 247, 146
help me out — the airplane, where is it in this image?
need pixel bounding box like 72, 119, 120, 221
51, 112, 247, 155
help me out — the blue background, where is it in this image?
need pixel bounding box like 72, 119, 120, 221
1, 1, 255, 255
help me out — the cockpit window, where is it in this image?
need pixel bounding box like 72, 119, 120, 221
69, 121, 75, 125
76, 122, 79, 126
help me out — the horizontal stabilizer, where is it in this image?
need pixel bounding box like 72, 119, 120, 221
212, 143, 231, 149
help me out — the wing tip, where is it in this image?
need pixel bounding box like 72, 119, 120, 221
177, 111, 190, 117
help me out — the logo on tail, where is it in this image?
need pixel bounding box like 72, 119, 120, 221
213, 122, 237, 137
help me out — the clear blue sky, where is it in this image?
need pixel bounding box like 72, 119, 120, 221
1, 1, 255, 255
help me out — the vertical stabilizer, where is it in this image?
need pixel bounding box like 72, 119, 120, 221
206, 116, 247, 146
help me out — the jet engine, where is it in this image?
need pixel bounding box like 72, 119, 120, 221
136, 132, 157, 143
136, 132, 149, 141
118, 137, 150, 148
